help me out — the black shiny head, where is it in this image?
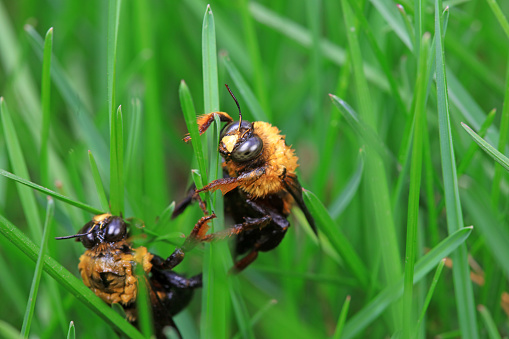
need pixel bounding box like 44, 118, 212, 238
219, 85, 264, 163
55, 214, 128, 249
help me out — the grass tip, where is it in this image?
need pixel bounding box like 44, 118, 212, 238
423, 32, 431, 40
477, 304, 485, 311
396, 4, 405, 12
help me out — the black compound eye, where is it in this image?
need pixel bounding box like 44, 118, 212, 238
231, 135, 263, 162
76, 221, 96, 249
104, 217, 127, 242
220, 120, 252, 139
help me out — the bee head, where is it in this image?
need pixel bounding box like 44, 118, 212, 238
218, 85, 264, 163
55, 213, 128, 249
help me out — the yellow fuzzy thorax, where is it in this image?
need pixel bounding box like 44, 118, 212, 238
78, 243, 153, 306
226, 121, 298, 198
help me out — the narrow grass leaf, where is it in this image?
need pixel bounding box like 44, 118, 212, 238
328, 151, 364, 219
179, 80, 208, 187
491, 56, 509, 207
0, 214, 144, 339
88, 151, 109, 212
435, 0, 478, 336
21, 198, 54, 338
485, 0, 509, 40
238, 0, 270, 119
414, 259, 446, 335
0, 98, 42, 242
461, 123, 509, 172
462, 188, 509, 279
342, 226, 473, 338
0, 320, 22, 339
24, 25, 108, 158
303, 189, 369, 288
477, 305, 502, 339
201, 6, 230, 339
66, 321, 75, 339
231, 299, 277, 339
221, 54, 268, 122
370, 0, 413, 50
402, 32, 430, 338
329, 95, 396, 165
107, 0, 122, 216
40, 27, 53, 187
457, 109, 496, 176
346, 0, 408, 116
341, 2, 401, 326
0, 169, 103, 215
332, 295, 351, 339
249, 2, 388, 91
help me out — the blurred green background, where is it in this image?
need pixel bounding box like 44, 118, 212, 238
1, 0, 509, 338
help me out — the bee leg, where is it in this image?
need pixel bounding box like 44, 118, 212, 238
183, 112, 233, 142
200, 215, 272, 242
172, 184, 208, 219
155, 214, 216, 270
196, 167, 266, 196
231, 250, 259, 273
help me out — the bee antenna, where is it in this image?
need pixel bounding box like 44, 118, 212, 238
55, 230, 93, 240
225, 84, 242, 131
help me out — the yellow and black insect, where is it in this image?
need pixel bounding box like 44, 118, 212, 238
173, 85, 317, 272
56, 213, 214, 338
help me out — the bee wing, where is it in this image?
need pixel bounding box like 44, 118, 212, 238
283, 174, 318, 235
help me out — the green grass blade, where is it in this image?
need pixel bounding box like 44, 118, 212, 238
0, 169, 103, 215
477, 305, 502, 339
24, 25, 108, 158
66, 321, 75, 339
491, 57, 509, 207
201, 6, 230, 339
40, 27, 53, 187
249, 2, 388, 91
342, 226, 473, 338
328, 152, 364, 219
370, 0, 413, 50
329, 94, 396, 165
108, 0, 122, 216
0, 320, 22, 339
346, 0, 408, 116
238, 0, 270, 119
461, 122, 509, 171
132, 0, 169, 221
402, 32, 430, 338
303, 189, 369, 288
21, 198, 54, 338
88, 151, 110, 212
485, 0, 509, 39
179, 80, 208, 187
414, 259, 446, 335
0, 98, 42, 242
332, 295, 351, 339
0, 214, 144, 339
462, 188, 509, 280
435, 0, 478, 337
221, 54, 268, 122
341, 1, 401, 328
457, 109, 496, 176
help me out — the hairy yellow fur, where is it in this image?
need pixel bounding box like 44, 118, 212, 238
226, 121, 298, 198
78, 242, 153, 305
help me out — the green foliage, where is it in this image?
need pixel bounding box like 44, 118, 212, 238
1, 0, 509, 338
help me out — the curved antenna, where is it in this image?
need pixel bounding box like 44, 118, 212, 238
55, 222, 99, 240
225, 84, 242, 131
55, 230, 92, 240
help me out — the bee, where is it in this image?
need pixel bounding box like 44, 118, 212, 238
173, 85, 317, 272
56, 213, 215, 338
